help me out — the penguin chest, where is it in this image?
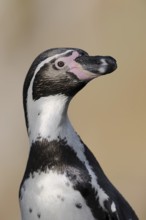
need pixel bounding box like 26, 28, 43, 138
20, 171, 95, 220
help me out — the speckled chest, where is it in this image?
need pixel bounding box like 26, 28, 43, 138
20, 171, 96, 220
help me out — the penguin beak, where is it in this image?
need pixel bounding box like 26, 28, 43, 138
72, 54, 117, 81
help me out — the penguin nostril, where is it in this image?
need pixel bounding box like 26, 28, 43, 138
96, 60, 102, 65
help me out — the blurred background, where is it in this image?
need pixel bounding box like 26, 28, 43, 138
0, 0, 146, 219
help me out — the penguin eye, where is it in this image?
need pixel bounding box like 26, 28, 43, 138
55, 61, 65, 69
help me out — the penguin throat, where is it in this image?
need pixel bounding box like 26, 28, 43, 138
26, 94, 71, 144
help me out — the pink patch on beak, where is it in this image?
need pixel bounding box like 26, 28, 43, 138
69, 66, 97, 81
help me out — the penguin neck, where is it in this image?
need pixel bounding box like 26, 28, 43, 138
26, 94, 73, 145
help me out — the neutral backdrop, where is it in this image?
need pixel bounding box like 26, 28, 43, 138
0, 1, 146, 219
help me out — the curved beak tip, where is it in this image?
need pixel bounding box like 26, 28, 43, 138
99, 56, 117, 75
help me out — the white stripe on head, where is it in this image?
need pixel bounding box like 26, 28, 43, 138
33, 50, 73, 87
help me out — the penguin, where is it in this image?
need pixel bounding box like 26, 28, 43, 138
19, 48, 138, 220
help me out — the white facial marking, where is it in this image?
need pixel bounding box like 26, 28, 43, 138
20, 171, 96, 220
34, 50, 73, 78
98, 58, 108, 73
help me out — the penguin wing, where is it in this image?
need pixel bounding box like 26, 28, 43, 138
82, 144, 139, 220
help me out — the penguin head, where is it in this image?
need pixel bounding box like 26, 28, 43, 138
24, 48, 117, 100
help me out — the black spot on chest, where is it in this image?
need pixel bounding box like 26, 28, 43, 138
75, 203, 82, 209
37, 213, 41, 218
29, 208, 32, 213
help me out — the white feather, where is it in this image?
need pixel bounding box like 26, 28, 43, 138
20, 171, 96, 220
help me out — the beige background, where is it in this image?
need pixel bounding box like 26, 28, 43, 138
0, 0, 146, 219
